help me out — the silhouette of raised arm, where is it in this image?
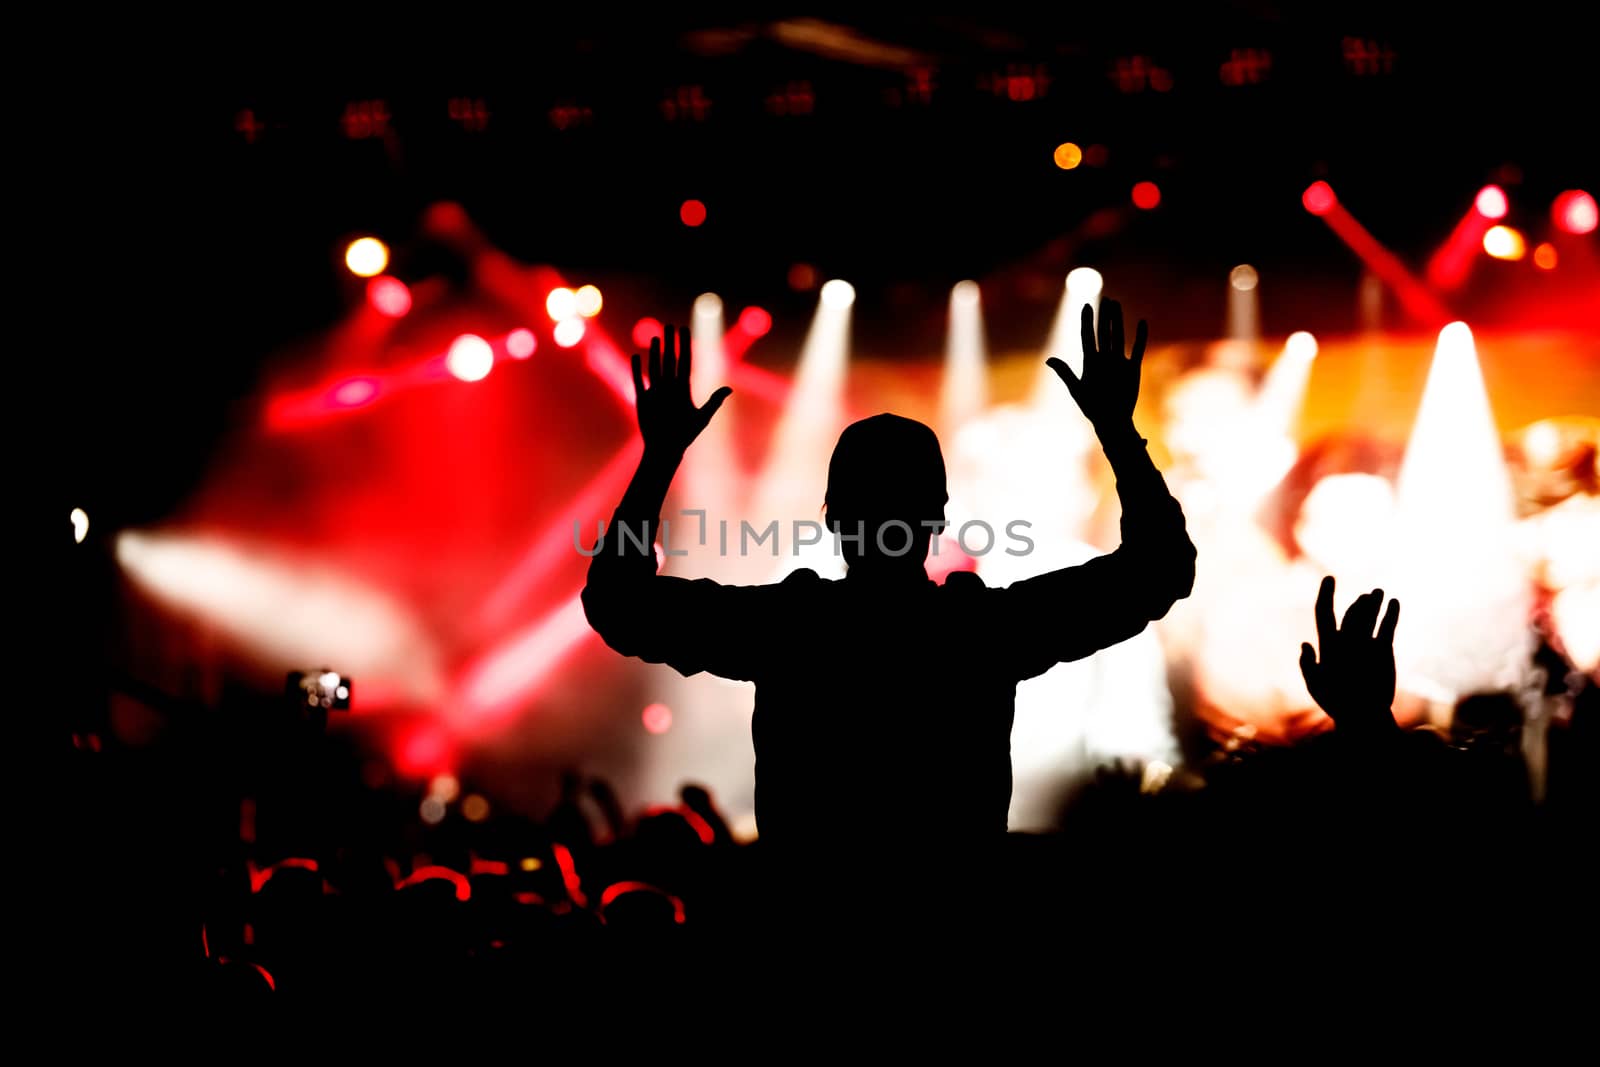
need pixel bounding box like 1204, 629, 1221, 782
994, 301, 1196, 677
582, 325, 780, 679
1299, 575, 1401, 735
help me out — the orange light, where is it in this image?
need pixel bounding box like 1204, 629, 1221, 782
1053, 142, 1083, 170
1131, 181, 1161, 210
575, 284, 603, 317
1533, 242, 1558, 270
1482, 225, 1526, 260
344, 237, 389, 277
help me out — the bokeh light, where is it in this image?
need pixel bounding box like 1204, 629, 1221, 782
506, 328, 537, 359
366, 276, 412, 317
461, 794, 491, 822
447, 334, 495, 381
1302, 181, 1336, 216
575, 285, 603, 317
820, 279, 856, 309
545, 287, 577, 321
1482, 225, 1526, 260
1532, 242, 1558, 270
1474, 185, 1509, 220
553, 318, 586, 347
1229, 264, 1259, 291
1053, 142, 1083, 170
642, 702, 673, 734
71, 507, 89, 544
344, 237, 389, 277
333, 377, 379, 406
1553, 189, 1597, 234
787, 263, 818, 291
632, 316, 663, 349
739, 305, 772, 336
680, 199, 707, 227
1131, 181, 1161, 210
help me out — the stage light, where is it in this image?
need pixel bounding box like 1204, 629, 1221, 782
1229, 265, 1259, 291
506, 328, 537, 359
642, 702, 673, 734
787, 263, 818, 291
333, 377, 379, 406
553, 318, 585, 347
1393, 321, 1529, 699
575, 285, 603, 317
632, 317, 663, 349
545, 287, 577, 321
1053, 142, 1083, 170
694, 292, 723, 317
1039, 267, 1104, 393
1554, 189, 1597, 234
1131, 181, 1161, 210
1533, 242, 1559, 270
1255, 330, 1317, 441
941, 280, 988, 434
70, 507, 89, 544
366, 276, 412, 317
1302, 181, 1336, 216
446, 334, 494, 381
1483, 225, 1526, 260
344, 237, 389, 277
459, 596, 594, 722
419, 797, 446, 825
1474, 185, 1508, 220
428, 773, 460, 803
739, 305, 772, 337
680, 199, 707, 227
461, 794, 491, 822
820, 278, 856, 309
114, 530, 443, 706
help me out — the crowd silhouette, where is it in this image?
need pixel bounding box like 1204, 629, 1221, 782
57, 304, 1596, 1010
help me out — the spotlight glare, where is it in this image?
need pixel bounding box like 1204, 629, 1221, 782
333, 377, 379, 406
545, 288, 577, 321
1065, 267, 1104, 299
553, 318, 586, 348
506, 328, 537, 359
1302, 181, 1336, 216
446, 334, 495, 382
575, 285, 603, 317
1285, 330, 1318, 362
694, 292, 723, 317
1533, 242, 1559, 270
1131, 181, 1161, 210
1474, 185, 1509, 220
632, 317, 663, 349
71, 507, 89, 544
366, 276, 412, 318
1482, 225, 1526, 260
820, 279, 856, 309
1053, 142, 1083, 170
952, 280, 980, 308
680, 199, 707, 227
1229, 264, 1259, 291
1554, 189, 1597, 235
739, 305, 772, 336
344, 237, 389, 277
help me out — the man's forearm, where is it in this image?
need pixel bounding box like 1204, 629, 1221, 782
1095, 417, 1195, 595
594, 446, 684, 567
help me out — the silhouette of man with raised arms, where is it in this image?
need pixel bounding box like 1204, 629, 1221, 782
583, 301, 1195, 886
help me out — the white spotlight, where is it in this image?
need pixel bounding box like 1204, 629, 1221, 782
941, 281, 988, 436
819, 279, 856, 309
1392, 322, 1530, 698
1227, 264, 1260, 344
1254, 330, 1317, 441
70, 507, 90, 544
693, 292, 724, 318
446, 334, 494, 382
1036, 267, 1103, 404
1229, 264, 1259, 291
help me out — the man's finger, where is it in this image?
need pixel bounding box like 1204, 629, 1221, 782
1080, 304, 1097, 366
648, 336, 662, 388
1377, 597, 1401, 645
678, 324, 693, 389
1314, 575, 1337, 653
631, 352, 645, 401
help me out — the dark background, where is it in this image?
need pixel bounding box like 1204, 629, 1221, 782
36, 7, 1594, 529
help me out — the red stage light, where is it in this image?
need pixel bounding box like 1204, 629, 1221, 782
506, 328, 537, 359
642, 702, 673, 734
1533, 242, 1559, 270
632, 317, 663, 349
739, 306, 772, 337
1554, 189, 1597, 235
398, 725, 450, 777
1131, 181, 1161, 210
1474, 185, 1509, 220
1302, 181, 1336, 216
333, 377, 379, 407
680, 199, 707, 227
366, 276, 412, 317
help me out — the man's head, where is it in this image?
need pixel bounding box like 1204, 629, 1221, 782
824, 414, 948, 575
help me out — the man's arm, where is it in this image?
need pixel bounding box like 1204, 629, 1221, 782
582, 325, 771, 678
999, 301, 1197, 677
